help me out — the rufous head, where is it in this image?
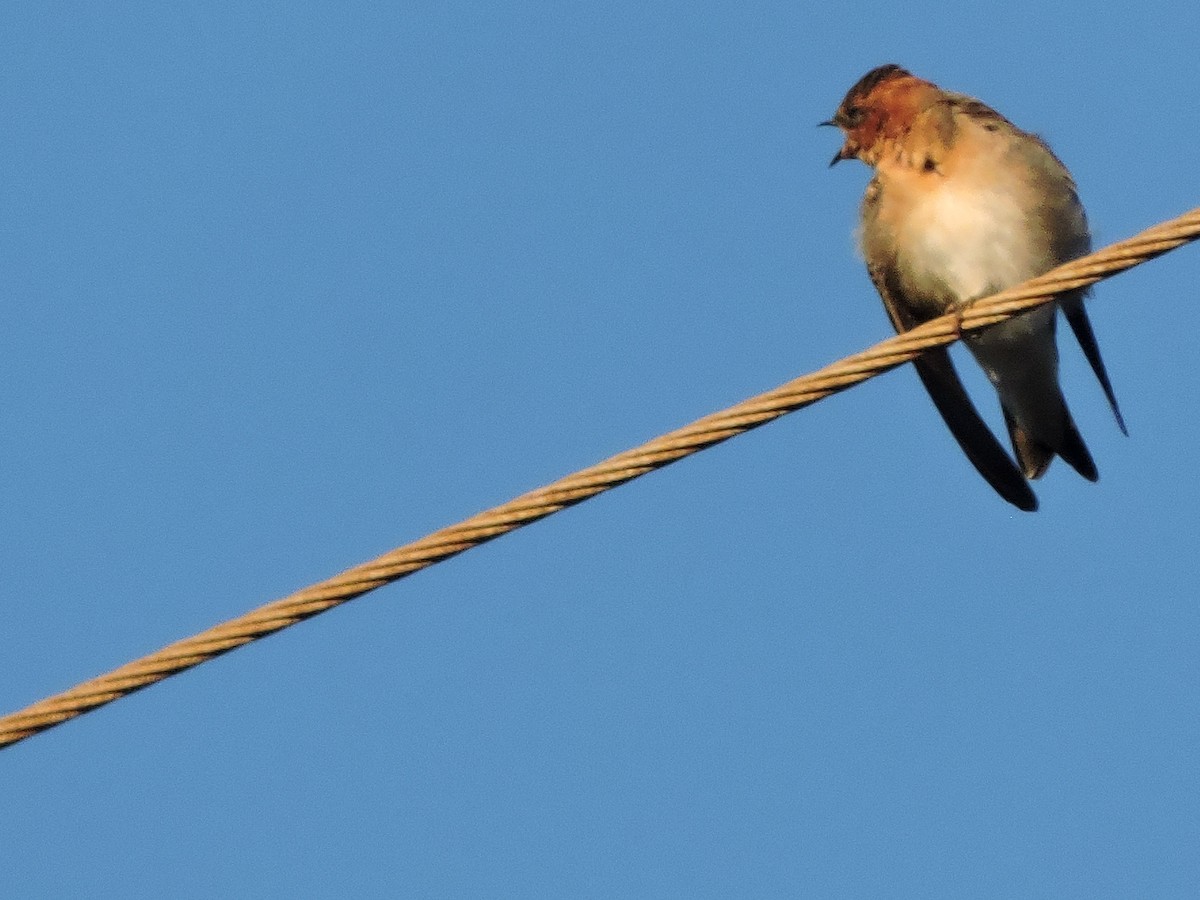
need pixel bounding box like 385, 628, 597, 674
823, 64, 940, 166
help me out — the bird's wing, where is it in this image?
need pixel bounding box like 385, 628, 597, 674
1014, 135, 1127, 437
866, 259, 1039, 512
1060, 290, 1127, 435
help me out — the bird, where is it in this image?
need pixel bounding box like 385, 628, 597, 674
823, 64, 1126, 511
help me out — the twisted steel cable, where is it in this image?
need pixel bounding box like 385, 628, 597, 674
2, 205, 1198, 750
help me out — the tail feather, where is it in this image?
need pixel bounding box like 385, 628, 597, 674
1003, 406, 1098, 482
1004, 410, 1052, 480
1054, 415, 1099, 482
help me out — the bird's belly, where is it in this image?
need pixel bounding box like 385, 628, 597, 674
897, 183, 1036, 309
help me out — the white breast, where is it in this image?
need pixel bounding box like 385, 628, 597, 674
903, 179, 1033, 303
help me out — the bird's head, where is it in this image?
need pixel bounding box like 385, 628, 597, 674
823, 64, 940, 167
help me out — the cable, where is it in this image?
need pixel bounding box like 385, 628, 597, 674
2, 205, 1198, 751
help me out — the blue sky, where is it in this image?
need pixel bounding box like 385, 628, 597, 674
4, 3, 1199, 897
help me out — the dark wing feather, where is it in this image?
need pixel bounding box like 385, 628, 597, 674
1010, 134, 1127, 438
1060, 291, 1127, 435
866, 259, 1039, 512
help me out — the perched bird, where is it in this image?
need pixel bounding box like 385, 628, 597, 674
824, 64, 1125, 511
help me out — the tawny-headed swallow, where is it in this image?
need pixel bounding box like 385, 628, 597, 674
825, 64, 1126, 511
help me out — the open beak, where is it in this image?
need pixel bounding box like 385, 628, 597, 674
818, 119, 848, 167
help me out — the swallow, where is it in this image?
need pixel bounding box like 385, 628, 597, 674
824, 64, 1126, 511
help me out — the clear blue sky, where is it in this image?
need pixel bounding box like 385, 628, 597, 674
4, 3, 1198, 897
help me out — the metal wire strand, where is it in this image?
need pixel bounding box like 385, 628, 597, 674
3, 205, 1199, 751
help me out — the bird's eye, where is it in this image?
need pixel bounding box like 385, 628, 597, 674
842, 105, 865, 127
